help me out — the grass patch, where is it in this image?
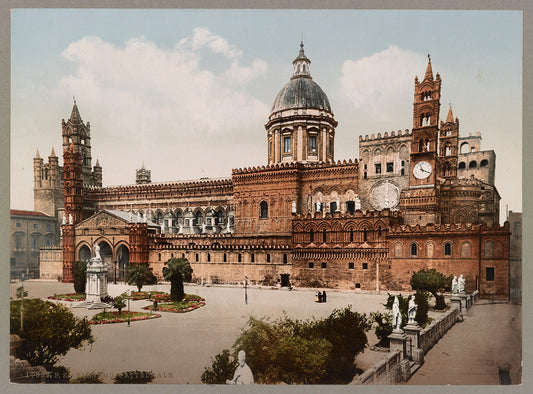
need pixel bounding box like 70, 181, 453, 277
90, 311, 161, 325
129, 291, 166, 300
48, 293, 86, 301
142, 294, 206, 313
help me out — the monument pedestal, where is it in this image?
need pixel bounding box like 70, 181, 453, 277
451, 295, 462, 313
403, 323, 424, 364
388, 330, 407, 360
86, 257, 108, 303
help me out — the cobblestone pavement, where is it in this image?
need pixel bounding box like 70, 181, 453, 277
12, 280, 390, 384
406, 300, 522, 385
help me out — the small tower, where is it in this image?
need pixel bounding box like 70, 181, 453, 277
93, 158, 103, 187
136, 163, 151, 184
439, 105, 459, 178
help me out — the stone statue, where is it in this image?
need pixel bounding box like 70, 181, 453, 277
316, 201, 322, 212
355, 196, 361, 210
408, 297, 417, 324
62, 215, 66, 225
452, 276, 458, 294
458, 274, 465, 293
178, 223, 183, 234
291, 200, 296, 213
226, 350, 254, 384
94, 243, 101, 260
336, 199, 340, 211
392, 296, 402, 331
68, 214, 73, 225
202, 222, 206, 233
161, 225, 165, 234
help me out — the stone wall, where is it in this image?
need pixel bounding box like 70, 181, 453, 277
39, 247, 63, 280
354, 351, 402, 384
418, 307, 459, 354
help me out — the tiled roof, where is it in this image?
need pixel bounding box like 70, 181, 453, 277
10, 209, 51, 217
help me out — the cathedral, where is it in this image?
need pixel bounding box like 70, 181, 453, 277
35, 44, 510, 299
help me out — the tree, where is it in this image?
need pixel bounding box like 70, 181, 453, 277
201, 349, 238, 384
113, 294, 127, 315
125, 263, 157, 292
410, 268, 451, 310
162, 258, 193, 301
370, 311, 392, 347
73, 260, 87, 294
414, 290, 430, 326
16, 286, 28, 299
10, 299, 94, 370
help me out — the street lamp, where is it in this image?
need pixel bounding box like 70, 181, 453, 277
244, 275, 248, 305
127, 289, 131, 327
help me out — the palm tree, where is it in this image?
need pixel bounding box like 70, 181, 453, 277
125, 263, 157, 292
162, 258, 193, 301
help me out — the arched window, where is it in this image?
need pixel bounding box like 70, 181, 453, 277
267, 253, 270, 263
310, 229, 314, 243
363, 228, 367, 242
461, 242, 472, 258
238, 253, 242, 263
378, 226, 382, 237
322, 229, 327, 243
223, 253, 227, 262
445, 146, 452, 156
444, 242, 452, 256
480, 159, 489, 167
251, 253, 255, 263
460, 142, 469, 154
469, 161, 477, 168
260, 201, 268, 218
350, 228, 354, 243
283, 254, 288, 264
458, 162, 466, 169
483, 241, 494, 258
394, 242, 403, 258
426, 241, 434, 258
410, 243, 418, 257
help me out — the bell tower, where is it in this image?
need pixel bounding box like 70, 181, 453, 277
439, 105, 459, 178
400, 56, 442, 225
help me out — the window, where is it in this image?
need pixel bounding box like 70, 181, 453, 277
309, 229, 314, 243
445, 146, 452, 156
386, 162, 393, 173
375, 163, 381, 174
401, 168, 405, 176
347, 201, 355, 215
348, 262, 354, 270
401, 160, 405, 167
321, 262, 327, 269
322, 229, 327, 243
158, 253, 161, 261
461, 242, 472, 258
33, 224, 38, 229
32, 237, 39, 250
260, 201, 268, 218
16, 222, 21, 228
480, 159, 489, 167
364, 172, 367, 179
469, 160, 477, 168
444, 242, 452, 256
207, 253, 211, 262
355, 283, 361, 289
283, 254, 288, 264
171, 253, 174, 258
350, 229, 354, 243
410, 243, 418, 257
47, 224, 51, 230
238, 253, 242, 263
309, 262, 314, 269
458, 162, 466, 169
394, 242, 403, 258
269, 141, 272, 157
309, 135, 317, 152
486, 267, 495, 281
283, 137, 291, 153
182, 253, 185, 258
460, 142, 469, 154
224, 253, 227, 262
267, 253, 270, 263
364, 164, 367, 170
362, 263, 368, 270
363, 228, 367, 242
251, 253, 255, 263
378, 226, 382, 237
196, 253, 199, 262
329, 139, 333, 155
330, 201, 337, 214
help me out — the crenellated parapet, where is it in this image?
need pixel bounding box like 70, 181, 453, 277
359, 129, 412, 142
149, 233, 292, 251
232, 159, 357, 176
390, 220, 509, 234
292, 208, 401, 221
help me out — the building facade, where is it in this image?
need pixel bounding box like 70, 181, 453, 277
35, 44, 511, 300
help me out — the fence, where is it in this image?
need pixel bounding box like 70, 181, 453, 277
354, 350, 402, 384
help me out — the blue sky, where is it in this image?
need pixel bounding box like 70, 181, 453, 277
11, 9, 522, 221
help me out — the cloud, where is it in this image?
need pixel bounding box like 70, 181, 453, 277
51, 29, 271, 186
339, 46, 426, 123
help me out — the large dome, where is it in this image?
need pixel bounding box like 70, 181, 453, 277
271, 77, 332, 113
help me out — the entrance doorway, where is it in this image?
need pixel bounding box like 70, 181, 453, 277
280, 274, 290, 287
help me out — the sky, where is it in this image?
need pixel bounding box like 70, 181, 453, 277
10, 9, 522, 223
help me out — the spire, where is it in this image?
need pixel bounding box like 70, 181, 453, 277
446, 104, 454, 123
292, 41, 311, 79
96, 158, 100, 167
35, 149, 40, 159
50, 147, 56, 157
70, 97, 82, 123
424, 54, 434, 81
141, 162, 145, 170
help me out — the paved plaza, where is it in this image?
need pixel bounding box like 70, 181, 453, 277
10, 280, 522, 385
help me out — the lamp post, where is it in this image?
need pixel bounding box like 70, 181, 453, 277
244, 275, 248, 305
20, 272, 25, 331
127, 289, 131, 327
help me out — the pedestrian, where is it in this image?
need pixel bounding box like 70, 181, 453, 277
154, 299, 158, 312
322, 290, 327, 302
318, 292, 323, 303
315, 292, 320, 302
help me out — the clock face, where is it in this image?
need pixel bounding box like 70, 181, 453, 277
370, 180, 400, 210
413, 161, 433, 179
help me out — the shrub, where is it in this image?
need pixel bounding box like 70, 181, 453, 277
201, 349, 238, 384
71, 372, 103, 384
410, 269, 451, 310
73, 260, 87, 294
114, 370, 155, 384
261, 274, 276, 286
113, 294, 127, 315
370, 311, 392, 347
414, 290, 430, 326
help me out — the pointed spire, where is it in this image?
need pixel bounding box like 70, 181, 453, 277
50, 147, 56, 157
35, 149, 40, 158
292, 41, 311, 79
446, 104, 454, 123
70, 97, 82, 123
141, 162, 145, 170
423, 54, 434, 81
96, 158, 100, 167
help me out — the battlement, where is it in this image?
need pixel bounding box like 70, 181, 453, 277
292, 208, 401, 221
359, 129, 412, 143
232, 159, 357, 175
390, 221, 509, 234
85, 177, 233, 193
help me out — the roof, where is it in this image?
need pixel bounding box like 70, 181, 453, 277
10, 209, 52, 218
271, 77, 332, 113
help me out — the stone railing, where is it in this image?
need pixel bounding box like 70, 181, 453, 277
419, 307, 459, 354
353, 350, 402, 385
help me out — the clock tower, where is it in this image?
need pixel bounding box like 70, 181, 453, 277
400, 56, 442, 225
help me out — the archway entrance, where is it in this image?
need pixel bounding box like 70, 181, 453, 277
97, 240, 113, 281
280, 274, 291, 287
116, 245, 129, 283
78, 245, 91, 262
